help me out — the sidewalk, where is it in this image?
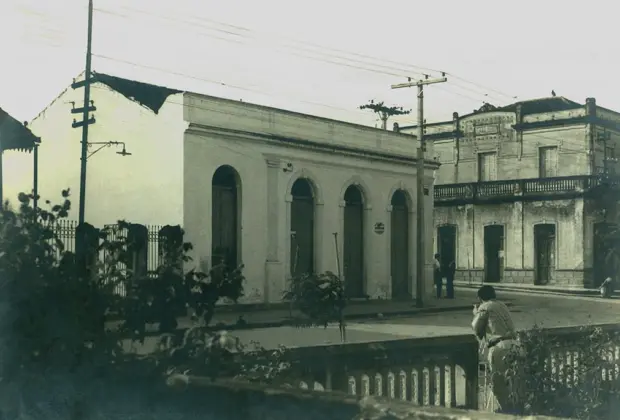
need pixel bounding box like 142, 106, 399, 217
172, 294, 477, 332
454, 280, 604, 297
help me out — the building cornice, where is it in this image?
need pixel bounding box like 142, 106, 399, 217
186, 123, 441, 170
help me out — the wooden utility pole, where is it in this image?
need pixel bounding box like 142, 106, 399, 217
391, 74, 447, 308
359, 100, 411, 130
71, 0, 96, 225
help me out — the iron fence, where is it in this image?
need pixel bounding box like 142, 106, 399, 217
51, 220, 176, 296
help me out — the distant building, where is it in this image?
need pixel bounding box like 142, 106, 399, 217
400, 97, 620, 289
7, 73, 438, 303
0, 107, 40, 205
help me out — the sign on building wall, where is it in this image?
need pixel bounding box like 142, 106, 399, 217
461, 114, 516, 143
374, 222, 385, 235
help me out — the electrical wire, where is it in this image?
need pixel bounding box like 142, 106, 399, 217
95, 5, 514, 105
14, 4, 514, 122
92, 53, 419, 124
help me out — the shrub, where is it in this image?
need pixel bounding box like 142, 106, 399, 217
283, 271, 347, 342
0, 191, 284, 378
505, 324, 620, 419
0, 190, 294, 419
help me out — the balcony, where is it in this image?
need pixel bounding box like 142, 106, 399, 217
434, 175, 618, 206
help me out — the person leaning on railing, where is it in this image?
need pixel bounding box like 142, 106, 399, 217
471, 285, 525, 414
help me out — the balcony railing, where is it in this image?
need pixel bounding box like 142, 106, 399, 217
434, 175, 617, 204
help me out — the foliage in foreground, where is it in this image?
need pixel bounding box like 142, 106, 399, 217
0, 190, 289, 397
505, 324, 620, 419
283, 271, 347, 342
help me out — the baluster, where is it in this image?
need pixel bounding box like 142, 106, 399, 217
385, 371, 393, 398
412, 369, 421, 405
438, 365, 446, 406
428, 366, 437, 406
408, 370, 416, 403
395, 370, 406, 400
449, 364, 457, 408
422, 368, 431, 406
347, 376, 356, 395
361, 374, 370, 396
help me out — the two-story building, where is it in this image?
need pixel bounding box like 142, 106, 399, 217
400, 97, 620, 289
4, 72, 438, 303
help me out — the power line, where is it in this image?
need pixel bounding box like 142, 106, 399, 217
94, 5, 514, 104
93, 7, 420, 80
16, 5, 511, 113
93, 53, 418, 124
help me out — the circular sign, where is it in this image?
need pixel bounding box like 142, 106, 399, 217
374, 222, 385, 235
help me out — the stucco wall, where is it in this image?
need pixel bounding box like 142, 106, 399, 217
429, 123, 588, 184
4, 76, 186, 227
183, 124, 436, 304
434, 199, 586, 286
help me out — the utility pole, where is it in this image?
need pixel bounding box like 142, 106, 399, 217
391, 74, 447, 308
71, 0, 96, 225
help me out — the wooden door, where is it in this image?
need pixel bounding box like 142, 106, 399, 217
534, 224, 555, 285
478, 152, 497, 181
539, 146, 558, 178
290, 198, 314, 277
344, 195, 364, 298
212, 185, 238, 269
484, 225, 504, 283
391, 203, 410, 299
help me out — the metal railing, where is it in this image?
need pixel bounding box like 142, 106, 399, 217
434, 175, 614, 203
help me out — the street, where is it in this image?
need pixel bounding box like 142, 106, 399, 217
123, 288, 620, 354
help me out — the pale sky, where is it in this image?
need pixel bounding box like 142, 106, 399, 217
0, 0, 617, 128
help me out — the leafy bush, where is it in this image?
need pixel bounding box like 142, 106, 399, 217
283, 271, 347, 342
155, 328, 291, 383
505, 324, 620, 419
0, 191, 284, 378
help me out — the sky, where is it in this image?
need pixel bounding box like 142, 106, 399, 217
0, 0, 618, 128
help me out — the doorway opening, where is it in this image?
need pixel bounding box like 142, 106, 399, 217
593, 222, 616, 288
483, 225, 504, 283
437, 225, 457, 275
343, 185, 365, 298
290, 178, 315, 277
391, 190, 410, 299
534, 224, 556, 285
212, 165, 241, 270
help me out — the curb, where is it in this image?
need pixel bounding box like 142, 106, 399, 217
140, 303, 478, 337
454, 283, 603, 297
211, 303, 482, 331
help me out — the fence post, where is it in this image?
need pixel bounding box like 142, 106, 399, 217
158, 225, 184, 270
75, 222, 99, 280
463, 342, 480, 409
159, 225, 185, 316
127, 223, 148, 281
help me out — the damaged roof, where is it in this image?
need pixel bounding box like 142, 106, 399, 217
400, 96, 585, 130
0, 107, 40, 152
93, 72, 182, 114
496, 96, 583, 115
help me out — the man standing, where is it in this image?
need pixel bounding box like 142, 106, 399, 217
433, 253, 442, 298
472, 285, 524, 414
446, 260, 456, 299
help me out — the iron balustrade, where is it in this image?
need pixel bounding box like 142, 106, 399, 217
434, 175, 616, 204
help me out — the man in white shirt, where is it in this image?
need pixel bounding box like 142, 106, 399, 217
472, 285, 525, 414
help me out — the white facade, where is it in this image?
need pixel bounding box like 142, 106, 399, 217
6, 74, 438, 303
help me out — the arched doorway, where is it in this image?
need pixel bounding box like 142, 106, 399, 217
343, 185, 364, 298
212, 165, 241, 269
290, 178, 315, 277
391, 190, 410, 299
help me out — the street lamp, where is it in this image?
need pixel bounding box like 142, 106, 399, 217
86, 141, 132, 160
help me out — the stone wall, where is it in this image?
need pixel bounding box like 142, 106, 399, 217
0, 372, 563, 420
435, 198, 588, 287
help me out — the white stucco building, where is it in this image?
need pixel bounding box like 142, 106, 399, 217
5, 73, 438, 303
